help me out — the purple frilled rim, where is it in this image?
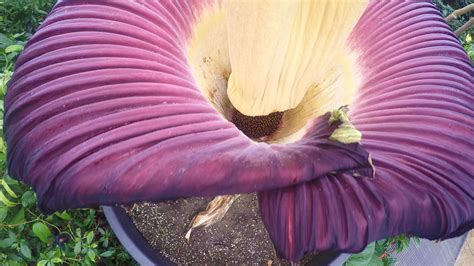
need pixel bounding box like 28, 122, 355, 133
4, 0, 473, 262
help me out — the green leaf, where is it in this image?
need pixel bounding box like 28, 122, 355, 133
0, 33, 14, 46
12, 33, 25, 40
17, 223, 26, 233
5, 52, 17, 63
0, 206, 8, 222
7, 252, 23, 262
0, 238, 15, 248
21, 191, 35, 208
50, 257, 62, 263
86, 231, 94, 244
87, 249, 96, 261
412, 236, 421, 248
2, 179, 17, 198
100, 250, 114, 257
3, 176, 18, 186
8, 207, 24, 225
46, 248, 61, 259
37, 260, 48, 266
32, 222, 52, 244
20, 242, 32, 259
6, 259, 23, 266
399, 238, 409, 252
0, 191, 17, 207
345, 242, 376, 266
73, 241, 81, 255
368, 255, 384, 266
53, 211, 71, 221
5, 44, 23, 54
8, 230, 17, 241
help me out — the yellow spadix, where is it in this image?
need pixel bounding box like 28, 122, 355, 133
225, 0, 368, 116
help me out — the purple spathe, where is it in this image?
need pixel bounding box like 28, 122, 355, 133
3, 0, 473, 262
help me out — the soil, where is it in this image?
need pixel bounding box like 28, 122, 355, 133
127, 193, 316, 264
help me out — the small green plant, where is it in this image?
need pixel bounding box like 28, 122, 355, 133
345, 235, 420, 266
0, 32, 24, 101
0, 0, 55, 38
0, 183, 132, 265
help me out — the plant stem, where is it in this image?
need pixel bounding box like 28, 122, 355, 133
454, 18, 474, 37
25, 208, 62, 233
0, 219, 38, 227
445, 4, 474, 23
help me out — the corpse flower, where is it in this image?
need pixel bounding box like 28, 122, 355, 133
4, 0, 473, 262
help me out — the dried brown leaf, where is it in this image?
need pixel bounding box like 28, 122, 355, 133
185, 195, 239, 240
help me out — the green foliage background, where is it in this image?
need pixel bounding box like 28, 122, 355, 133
0, 0, 472, 265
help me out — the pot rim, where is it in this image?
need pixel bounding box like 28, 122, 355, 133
102, 206, 173, 265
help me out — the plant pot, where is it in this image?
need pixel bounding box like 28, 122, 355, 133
103, 202, 469, 265
102, 203, 468, 265
103, 204, 350, 265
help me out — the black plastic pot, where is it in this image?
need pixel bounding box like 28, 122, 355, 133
102, 206, 350, 266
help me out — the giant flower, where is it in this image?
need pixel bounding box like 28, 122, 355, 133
4, 0, 473, 262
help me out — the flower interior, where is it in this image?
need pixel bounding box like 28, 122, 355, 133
231, 109, 283, 141
186, 1, 367, 143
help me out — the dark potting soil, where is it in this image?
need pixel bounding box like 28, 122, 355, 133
127, 193, 316, 264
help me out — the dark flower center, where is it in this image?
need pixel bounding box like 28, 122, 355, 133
231, 109, 283, 140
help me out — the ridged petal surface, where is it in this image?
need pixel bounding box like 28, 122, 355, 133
4, 0, 371, 217
259, 0, 474, 261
